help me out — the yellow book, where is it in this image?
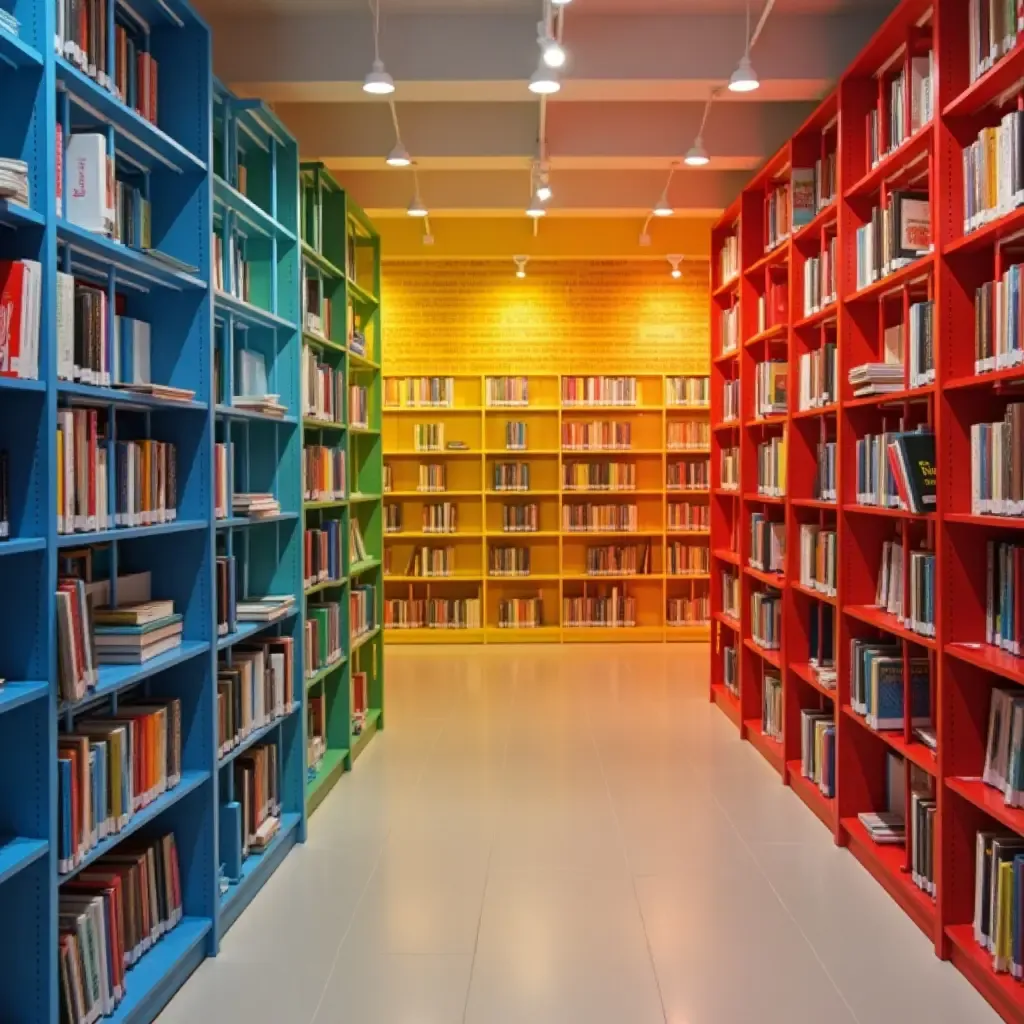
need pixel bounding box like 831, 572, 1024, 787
997, 859, 1015, 973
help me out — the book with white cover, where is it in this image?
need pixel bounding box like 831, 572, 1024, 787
66, 134, 114, 236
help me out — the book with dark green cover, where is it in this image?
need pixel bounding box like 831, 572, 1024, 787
893, 430, 936, 514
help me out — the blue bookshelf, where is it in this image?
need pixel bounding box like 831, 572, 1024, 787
210, 81, 304, 936
0, 1, 303, 1019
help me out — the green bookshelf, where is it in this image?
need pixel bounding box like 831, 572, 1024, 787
300, 164, 384, 813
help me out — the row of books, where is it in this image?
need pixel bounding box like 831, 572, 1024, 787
854, 430, 936, 513
976, 264, 1024, 373
877, 540, 936, 638
228, 743, 280, 862
563, 461, 636, 491
489, 547, 531, 577
668, 502, 709, 531
562, 503, 638, 533
304, 521, 344, 590
910, 787, 937, 900
304, 445, 346, 503
968, 0, 1024, 85
486, 376, 528, 407
413, 424, 445, 451
757, 434, 787, 497
301, 348, 345, 424
307, 693, 326, 775
384, 504, 402, 534
498, 597, 544, 628
58, 834, 181, 1023
765, 183, 790, 252
963, 113, 1024, 236
667, 541, 709, 576
416, 464, 445, 492
722, 644, 739, 698
502, 422, 527, 450
584, 542, 652, 576
986, 542, 1024, 656
562, 376, 637, 407
667, 376, 709, 407
212, 232, 248, 301
722, 379, 740, 422
418, 502, 458, 533
562, 589, 637, 628
351, 584, 377, 639
972, 404, 1024, 516
754, 360, 787, 419
907, 300, 936, 389
493, 462, 530, 491
403, 546, 455, 578
57, 412, 178, 534
720, 447, 739, 491
301, 278, 331, 339
350, 386, 368, 428
305, 603, 343, 678
799, 524, 837, 597
750, 513, 784, 574
854, 191, 931, 291
562, 422, 632, 451
849, 639, 930, 730
667, 421, 709, 450
983, 687, 1024, 809
502, 503, 539, 532
718, 234, 739, 285
384, 597, 482, 630
867, 52, 932, 168
751, 589, 782, 649
757, 280, 788, 334
798, 344, 837, 411
720, 305, 739, 355
972, 829, 1024, 976
0, 258, 42, 380
762, 671, 783, 742
58, 697, 182, 873
668, 593, 710, 627
216, 639, 296, 758
799, 710, 835, 799
815, 440, 838, 502
384, 376, 455, 408
668, 460, 710, 490
802, 241, 837, 316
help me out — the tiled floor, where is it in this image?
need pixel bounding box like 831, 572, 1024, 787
159, 644, 999, 1024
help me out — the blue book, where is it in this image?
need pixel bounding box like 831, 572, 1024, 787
910, 659, 931, 725
219, 801, 243, 881
58, 758, 72, 870
868, 655, 904, 730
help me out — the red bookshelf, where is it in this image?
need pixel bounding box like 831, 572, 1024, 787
709, 1, 1024, 1017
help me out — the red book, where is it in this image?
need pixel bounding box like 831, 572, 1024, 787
771, 281, 788, 325
149, 57, 158, 124
0, 260, 26, 377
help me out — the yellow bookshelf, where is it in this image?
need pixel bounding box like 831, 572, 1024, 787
382, 374, 710, 643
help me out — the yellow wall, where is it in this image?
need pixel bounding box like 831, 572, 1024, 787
380, 259, 710, 376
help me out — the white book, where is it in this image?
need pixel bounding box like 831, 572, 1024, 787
66, 134, 113, 235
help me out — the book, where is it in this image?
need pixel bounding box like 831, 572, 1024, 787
791, 167, 816, 229
0, 258, 41, 380
66, 133, 114, 236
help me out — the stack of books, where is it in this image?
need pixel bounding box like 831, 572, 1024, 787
848, 362, 904, 396
0, 157, 28, 207
92, 600, 183, 665
236, 595, 296, 623
858, 811, 905, 845
233, 394, 286, 417
232, 492, 280, 519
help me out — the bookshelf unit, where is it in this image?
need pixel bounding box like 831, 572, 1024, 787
211, 84, 304, 935
710, 1, 1024, 1018
300, 163, 384, 816
382, 373, 711, 644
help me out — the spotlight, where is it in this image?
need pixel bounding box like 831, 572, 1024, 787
551, 0, 572, 5
667, 255, 683, 279
386, 143, 412, 167
536, 183, 552, 202
529, 64, 561, 95
684, 137, 710, 167
514, 255, 529, 278
653, 190, 673, 217
407, 193, 428, 217
538, 25, 567, 69
526, 194, 547, 218
728, 55, 759, 93
363, 58, 395, 95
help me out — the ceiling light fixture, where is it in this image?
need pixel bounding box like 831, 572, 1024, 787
529, 63, 561, 95
407, 192, 428, 217
551, 0, 572, 6
653, 190, 673, 217
533, 162, 552, 202
538, 21, 566, 68
667, 255, 683, 280
386, 142, 411, 167
684, 136, 710, 167
363, 0, 396, 95
526, 192, 547, 217
728, 1, 760, 93
514, 255, 529, 278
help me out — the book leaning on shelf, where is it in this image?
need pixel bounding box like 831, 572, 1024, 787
585, 542, 651, 576
0, 258, 42, 381
721, 569, 739, 619
668, 501, 708, 531
757, 278, 788, 333
58, 698, 182, 873
350, 518, 369, 562
350, 385, 369, 428
718, 233, 739, 284
755, 361, 787, 418
58, 833, 182, 1022
976, 263, 1024, 372
802, 239, 837, 315
212, 231, 249, 301
849, 639, 930, 730
384, 503, 403, 534
668, 458, 710, 492
407, 545, 455, 578
983, 688, 1024, 810
986, 541, 1024, 655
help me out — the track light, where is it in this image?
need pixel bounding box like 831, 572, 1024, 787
514, 255, 529, 278
667, 255, 683, 280
407, 193, 428, 217
536, 182, 552, 202
529, 63, 561, 95
364, 58, 395, 95
386, 142, 411, 167
684, 137, 710, 167
534, 164, 552, 202
653, 190, 673, 217
728, 54, 759, 93
526, 192, 547, 218
538, 23, 566, 68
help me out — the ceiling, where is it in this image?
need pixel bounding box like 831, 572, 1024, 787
196, 0, 899, 257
